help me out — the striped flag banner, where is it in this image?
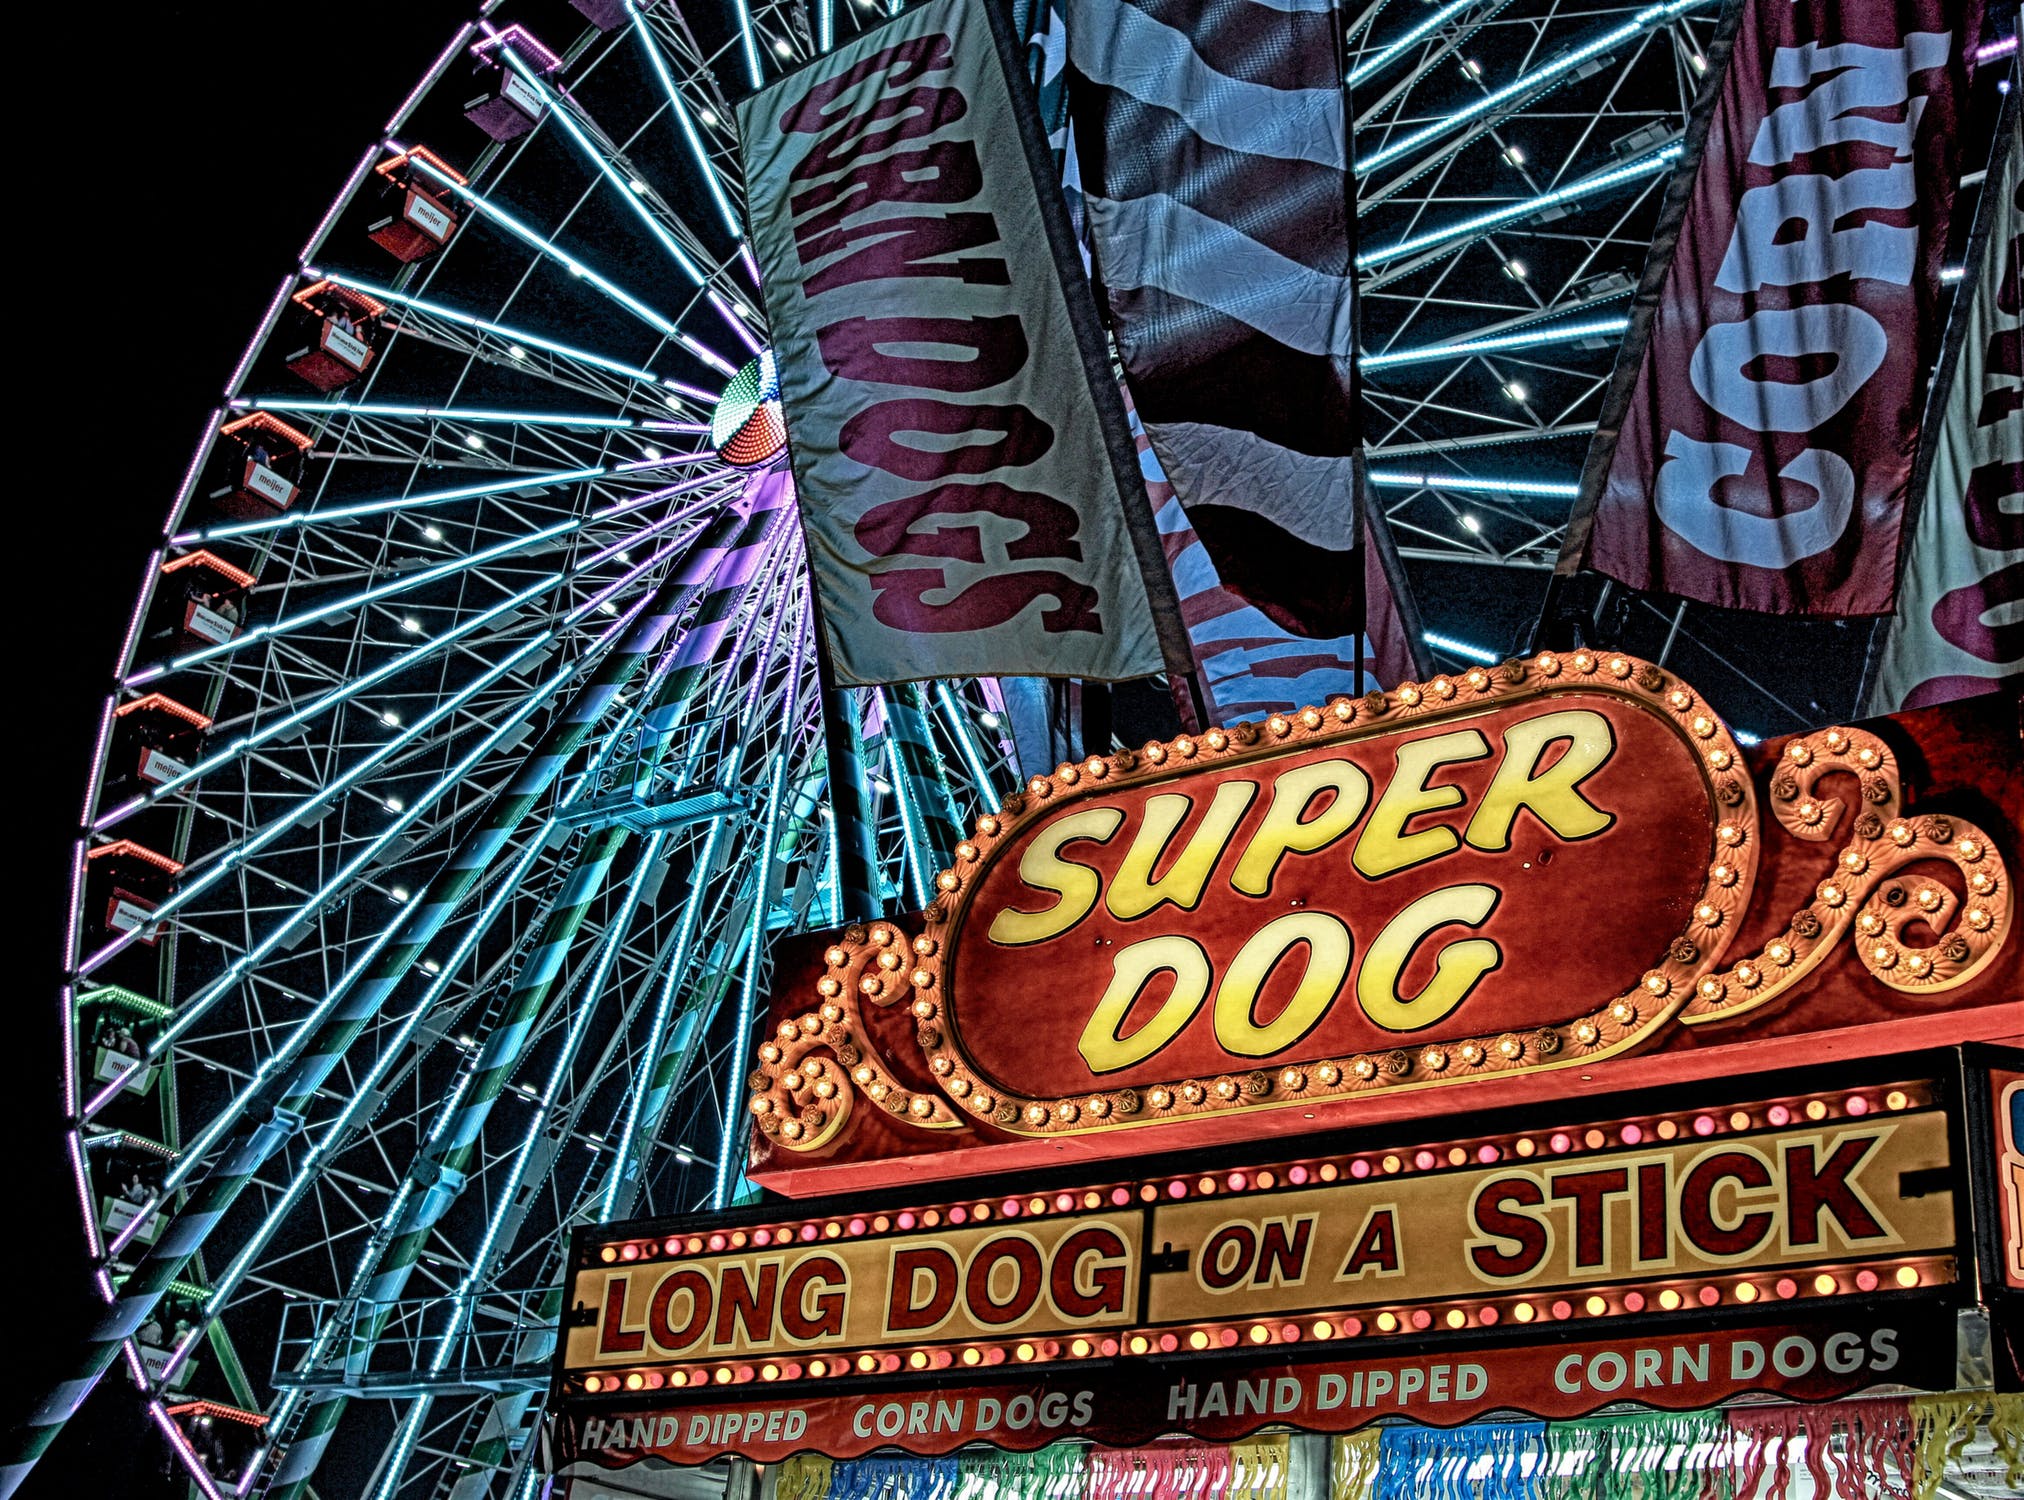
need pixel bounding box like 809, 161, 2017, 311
1060, 0, 1426, 706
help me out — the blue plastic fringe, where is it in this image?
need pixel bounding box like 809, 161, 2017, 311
1374, 1421, 1549, 1500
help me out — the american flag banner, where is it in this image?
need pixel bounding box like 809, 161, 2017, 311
1067, 0, 1366, 643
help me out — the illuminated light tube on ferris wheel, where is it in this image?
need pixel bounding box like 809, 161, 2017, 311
1367, 469, 1581, 499
493, 46, 711, 286
1363, 316, 1632, 370
173, 463, 610, 544
1354, 0, 1712, 174
228, 397, 642, 428
145, 602, 657, 1182
710, 292, 768, 355
313, 271, 683, 387
627, 3, 746, 243
679, 332, 739, 377
99, 491, 711, 830
1358, 145, 1682, 267
399, 148, 683, 337
727, 0, 765, 89
131, 513, 586, 684
716, 751, 791, 1210
1346, 0, 1478, 88
96, 566, 678, 1124
1422, 630, 1501, 665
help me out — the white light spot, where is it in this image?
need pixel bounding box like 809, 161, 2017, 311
772, 38, 792, 58
465, 434, 487, 450
390, 887, 409, 902
383, 710, 402, 727
979, 712, 1002, 729
402, 617, 421, 633
386, 796, 404, 811
1502, 144, 1525, 167
1502, 380, 1528, 403
1461, 514, 1482, 534
1503, 257, 1528, 281
508, 345, 528, 361
424, 526, 443, 541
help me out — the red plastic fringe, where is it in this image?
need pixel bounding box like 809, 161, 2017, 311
1727, 1400, 1914, 1500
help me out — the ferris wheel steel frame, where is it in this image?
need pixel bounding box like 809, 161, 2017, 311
21, 0, 1899, 1495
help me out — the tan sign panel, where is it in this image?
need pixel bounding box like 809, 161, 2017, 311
566, 1106, 1952, 1378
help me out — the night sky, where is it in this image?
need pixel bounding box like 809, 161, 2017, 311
18, 7, 469, 1493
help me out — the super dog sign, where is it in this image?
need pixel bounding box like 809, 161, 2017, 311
746, 654, 2012, 1188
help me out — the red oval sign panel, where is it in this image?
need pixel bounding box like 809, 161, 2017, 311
744, 653, 2012, 1166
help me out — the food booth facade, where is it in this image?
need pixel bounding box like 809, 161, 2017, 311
545, 657, 2023, 1499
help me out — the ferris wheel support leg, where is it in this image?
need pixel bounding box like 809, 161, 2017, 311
267, 825, 632, 1499
371, 832, 668, 1500
820, 688, 882, 923
884, 682, 966, 868
2, 507, 760, 1498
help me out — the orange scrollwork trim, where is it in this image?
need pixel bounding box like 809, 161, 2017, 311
1681, 726, 2010, 1024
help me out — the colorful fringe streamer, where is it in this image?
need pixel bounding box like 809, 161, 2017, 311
1910, 1393, 2024, 1498
777, 1454, 834, 1500
1370, 1421, 1547, 1500
770, 1395, 2024, 1500
1728, 1399, 1916, 1500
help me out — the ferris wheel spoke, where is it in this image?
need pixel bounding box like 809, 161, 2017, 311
315, 272, 695, 407
84, 522, 708, 985
635, 26, 748, 243
1356, 0, 1711, 181
489, 44, 721, 292
396, 148, 694, 347
129, 478, 704, 687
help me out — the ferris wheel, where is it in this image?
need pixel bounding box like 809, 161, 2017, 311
34, 1, 1740, 1496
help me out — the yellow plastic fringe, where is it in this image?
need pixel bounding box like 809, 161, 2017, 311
1912, 1393, 2024, 1498
1229, 1435, 1290, 1500
775, 1452, 833, 1500
1331, 1431, 1381, 1500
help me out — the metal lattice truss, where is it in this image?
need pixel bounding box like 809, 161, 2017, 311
44, 3, 1808, 1498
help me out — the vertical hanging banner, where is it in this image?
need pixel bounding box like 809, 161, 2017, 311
1067, 0, 1397, 651
1867, 94, 2022, 711
1562, 0, 1982, 615
738, 0, 1183, 687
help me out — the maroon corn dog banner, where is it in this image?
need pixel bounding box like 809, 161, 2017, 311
1561, 0, 1983, 615
549, 1315, 1950, 1470
736, 0, 1191, 687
